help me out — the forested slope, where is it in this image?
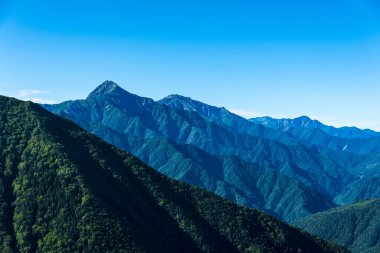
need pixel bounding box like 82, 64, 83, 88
294, 199, 380, 253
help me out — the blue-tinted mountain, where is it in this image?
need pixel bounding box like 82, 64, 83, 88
43, 82, 376, 218
157, 92, 380, 200
334, 173, 380, 204
44, 82, 380, 203
44, 82, 341, 221
281, 127, 380, 155
160, 95, 380, 156
249, 116, 380, 155
132, 136, 335, 221
158, 94, 299, 144
251, 116, 380, 139
293, 199, 380, 253
0, 95, 348, 252
159, 94, 380, 157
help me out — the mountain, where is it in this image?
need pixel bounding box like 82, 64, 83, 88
334, 174, 380, 204
157, 91, 380, 202
44, 81, 380, 214
0, 95, 348, 252
249, 116, 380, 155
158, 94, 257, 133
158, 94, 380, 157
278, 127, 380, 155
158, 98, 380, 153
159, 95, 380, 171
131, 136, 335, 221
251, 116, 380, 139
158, 94, 299, 145
43, 81, 365, 219
293, 199, 380, 253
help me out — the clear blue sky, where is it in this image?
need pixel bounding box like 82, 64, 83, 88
1, 1, 380, 129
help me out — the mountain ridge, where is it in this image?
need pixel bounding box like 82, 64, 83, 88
158, 93, 380, 156
0, 95, 348, 252
43, 81, 370, 221
39, 80, 380, 252
293, 198, 380, 253
250, 116, 380, 139
43, 82, 380, 210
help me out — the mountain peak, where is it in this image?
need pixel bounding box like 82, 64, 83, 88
87, 80, 124, 99
160, 94, 226, 109
293, 116, 314, 124
250, 115, 321, 129
295, 115, 312, 121
161, 94, 192, 102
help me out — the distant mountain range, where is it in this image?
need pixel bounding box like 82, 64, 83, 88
39, 80, 380, 252
42, 81, 380, 222
293, 199, 380, 253
251, 116, 380, 155
158, 94, 380, 156
251, 116, 380, 139
0, 95, 349, 252
44, 82, 339, 221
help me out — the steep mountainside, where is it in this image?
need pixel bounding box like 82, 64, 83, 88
334, 175, 380, 204
158, 94, 299, 145
158, 94, 380, 182
249, 116, 380, 155
130, 136, 334, 221
158, 93, 380, 203
282, 127, 380, 155
44, 86, 335, 221
160, 95, 380, 155
0, 95, 348, 252
43, 82, 360, 212
251, 116, 380, 139
293, 199, 380, 253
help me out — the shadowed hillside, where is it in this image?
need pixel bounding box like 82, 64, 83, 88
294, 199, 380, 253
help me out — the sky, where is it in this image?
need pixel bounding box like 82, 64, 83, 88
1, 0, 380, 130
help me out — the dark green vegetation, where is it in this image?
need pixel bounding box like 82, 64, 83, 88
44, 81, 380, 221
293, 199, 380, 253
0, 95, 348, 252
